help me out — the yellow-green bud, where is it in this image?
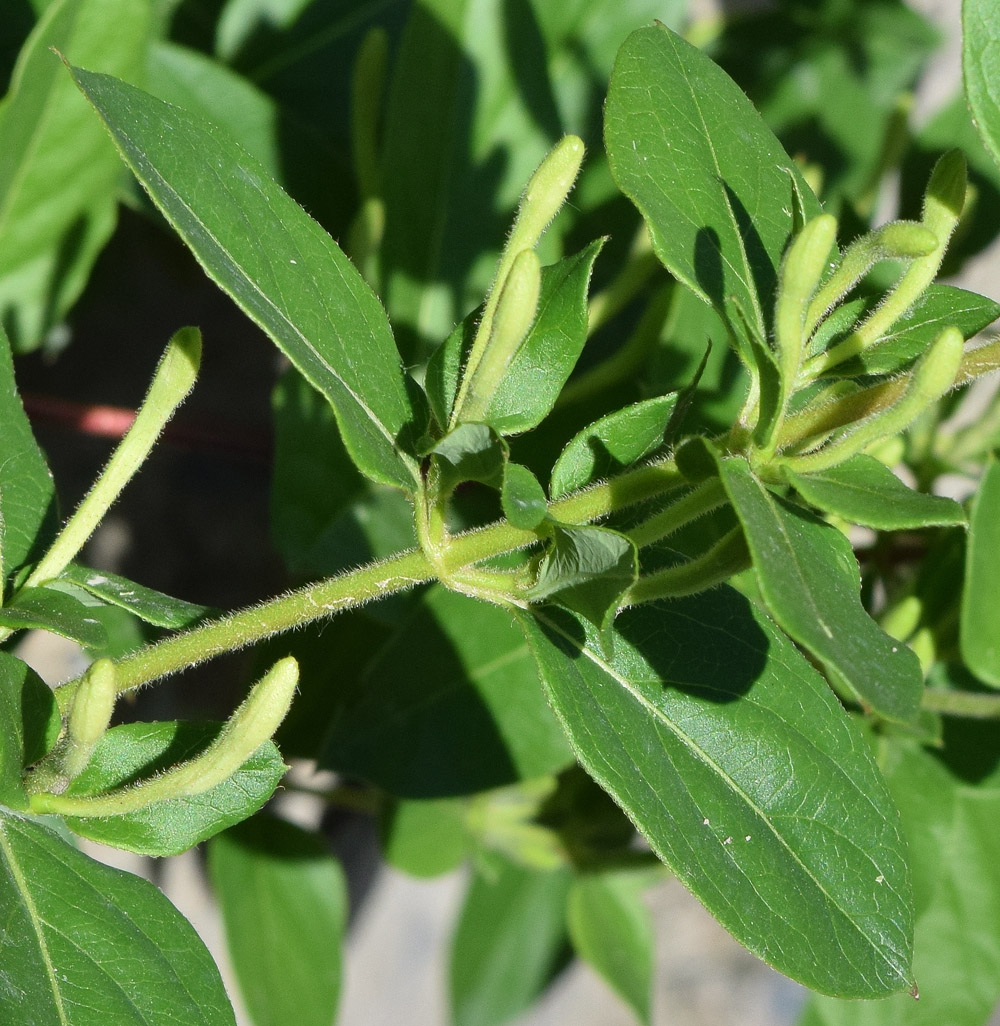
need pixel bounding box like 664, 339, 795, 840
509, 136, 585, 255
64, 658, 116, 779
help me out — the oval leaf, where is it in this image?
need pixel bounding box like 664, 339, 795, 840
961, 452, 1000, 687
786, 454, 966, 531
209, 816, 347, 1026
963, 0, 1000, 173
68, 66, 422, 491
517, 590, 914, 998
604, 23, 821, 345
0, 652, 59, 810
0, 810, 236, 1025
718, 456, 924, 722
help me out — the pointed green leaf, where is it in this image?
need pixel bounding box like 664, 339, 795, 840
69, 66, 422, 491
319, 586, 572, 797
786, 454, 966, 531
816, 285, 1000, 378
550, 393, 678, 499
568, 872, 654, 1025
0, 0, 152, 351
58, 720, 286, 856
0, 810, 236, 1025
718, 457, 923, 722
501, 463, 547, 530
963, 0, 1000, 173
450, 857, 571, 1026
0, 652, 59, 810
483, 239, 605, 435
518, 591, 914, 997
0, 324, 55, 592
209, 816, 347, 1026
1, 585, 107, 648
604, 23, 820, 343
800, 742, 1000, 1025
59, 563, 213, 629
961, 452, 1000, 687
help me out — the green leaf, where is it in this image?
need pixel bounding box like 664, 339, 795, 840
518, 590, 914, 998
799, 743, 1000, 1026
0, 810, 236, 1025
0, 0, 152, 352
58, 563, 213, 629
501, 463, 548, 530
209, 816, 347, 1026
963, 0, 1000, 173
550, 393, 678, 499
483, 239, 605, 434
450, 857, 571, 1026
604, 23, 820, 346
718, 457, 923, 722
58, 720, 286, 856
816, 285, 1000, 377
786, 454, 966, 531
319, 586, 572, 798
381, 797, 469, 877
0, 652, 59, 810
432, 423, 507, 493
530, 524, 637, 637
427, 243, 605, 434
0, 324, 55, 592
567, 871, 654, 1025
0, 585, 108, 648
69, 66, 423, 491
961, 452, 1000, 687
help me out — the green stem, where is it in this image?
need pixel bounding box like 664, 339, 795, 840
626, 477, 727, 549
26, 329, 201, 588
921, 688, 1000, 719
53, 457, 686, 707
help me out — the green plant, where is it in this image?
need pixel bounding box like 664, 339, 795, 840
4, 1, 1000, 1024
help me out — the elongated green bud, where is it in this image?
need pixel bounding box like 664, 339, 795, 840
775, 214, 837, 386
813, 152, 966, 375
460, 249, 541, 423
32, 657, 298, 818
452, 137, 583, 427
63, 659, 116, 779
803, 221, 937, 341
26, 328, 201, 587
783, 326, 963, 474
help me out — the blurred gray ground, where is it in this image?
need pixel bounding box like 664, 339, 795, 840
15, 1, 1000, 1025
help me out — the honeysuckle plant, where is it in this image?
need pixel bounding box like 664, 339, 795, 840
5, 2, 1000, 1025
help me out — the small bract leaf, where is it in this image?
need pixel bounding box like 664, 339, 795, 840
501, 463, 548, 530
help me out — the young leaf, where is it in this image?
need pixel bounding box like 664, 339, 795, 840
0, 0, 152, 351
59, 563, 213, 629
0, 810, 236, 1025
963, 0, 1000, 173
604, 23, 821, 344
717, 457, 923, 722
209, 816, 347, 1026
54, 720, 286, 856
961, 453, 1000, 688
501, 463, 548, 530
319, 586, 572, 797
0, 585, 108, 649
518, 591, 914, 998
450, 857, 571, 1026
567, 872, 654, 1025
431, 423, 507, 493
549, 394, 678, 499
785, 454, 966, 531
428, 243, 605, 434
0, 652, 59, 810
69, 66, 423, 491
0, 324, 55, 592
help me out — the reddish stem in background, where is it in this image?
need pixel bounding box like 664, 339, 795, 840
22, 393, 271, 465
